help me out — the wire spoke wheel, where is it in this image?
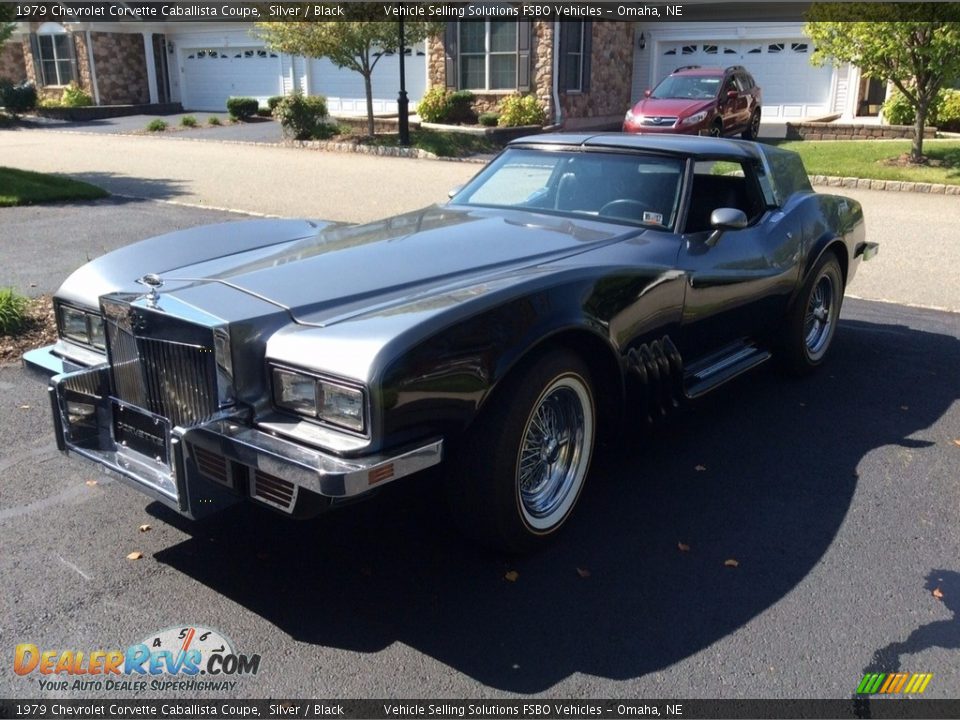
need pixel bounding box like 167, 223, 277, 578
516, 374, 594, 531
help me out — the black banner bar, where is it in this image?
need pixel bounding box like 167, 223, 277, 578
4, 1, 960, 23
4, 699, 960, 720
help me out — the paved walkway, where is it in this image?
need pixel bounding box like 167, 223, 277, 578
1, 128, 958, 311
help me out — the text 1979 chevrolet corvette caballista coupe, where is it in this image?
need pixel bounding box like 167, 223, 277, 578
26, 134, 876, 552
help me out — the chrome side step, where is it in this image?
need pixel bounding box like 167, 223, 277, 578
683, 341, 771, 399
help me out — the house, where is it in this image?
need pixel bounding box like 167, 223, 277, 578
1, 13, 882, 126
0, 20, 427, 114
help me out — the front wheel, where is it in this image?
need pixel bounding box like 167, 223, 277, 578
777, 252, 844, 374
446, 350, 596, 553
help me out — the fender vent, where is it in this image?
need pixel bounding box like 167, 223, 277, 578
627, 336, 684, 424
251, 469, 298, 513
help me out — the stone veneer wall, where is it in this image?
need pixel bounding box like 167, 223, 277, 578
786, 122, 936, 140
91, 32, 148, 105
559, 22, 633, 128
0, 41, 28, 83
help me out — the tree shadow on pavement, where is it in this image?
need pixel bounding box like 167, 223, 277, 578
864, 570, 960, 673
152, 309, 960, 692
56, 172, 189, 202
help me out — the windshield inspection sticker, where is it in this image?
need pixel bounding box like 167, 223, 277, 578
643, 211, 664, 225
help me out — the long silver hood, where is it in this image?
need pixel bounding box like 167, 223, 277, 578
159, 206, 634, 327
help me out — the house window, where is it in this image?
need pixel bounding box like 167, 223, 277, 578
459, 21, 517, 91
560, 22, 585, 91
37, 32, 75, 86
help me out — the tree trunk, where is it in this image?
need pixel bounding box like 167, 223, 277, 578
912, 99, 928, 162
363, 71, 374, 136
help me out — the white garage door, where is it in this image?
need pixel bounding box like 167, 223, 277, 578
655, 40, 833, 119
181, 47, 282, 112
309, 45, 426, 114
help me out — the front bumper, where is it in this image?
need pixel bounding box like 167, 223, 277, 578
34, 345, 442, 519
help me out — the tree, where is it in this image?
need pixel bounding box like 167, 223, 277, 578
0, 4, 16, 46
255, 20, 442, 136
806, 4, 960, 162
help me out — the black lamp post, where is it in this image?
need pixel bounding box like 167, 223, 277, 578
397, 6, 410, 146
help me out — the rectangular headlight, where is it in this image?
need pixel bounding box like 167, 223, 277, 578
318, 380, 365, 432
272, 368, 318, 416
88, 316, 106, 350
59, 306, 90, 345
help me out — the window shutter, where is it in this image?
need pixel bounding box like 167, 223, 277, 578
557, 22, 571, 92
29, 33, 44, 85
582, 22, 592, 93
444, 23, 458, 90
517, 21, 531, 91
68, 33, 80, 86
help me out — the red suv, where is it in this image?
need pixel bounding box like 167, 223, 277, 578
623, 65, 762, 140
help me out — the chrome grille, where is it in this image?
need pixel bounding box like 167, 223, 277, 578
106, 321, 218, 428
641, 116, 678, 127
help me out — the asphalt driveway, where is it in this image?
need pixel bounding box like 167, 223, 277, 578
17, 113, 284, 143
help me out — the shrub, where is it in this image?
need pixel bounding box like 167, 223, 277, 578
0, 288, 30, 336
938, 89, 960, 132
0, 81, 37, 115
226, 96, 259, 121
61, 83, 93, 107
416, 87, 452, 123
146, 119, 167, 132
180, 115, 198, 128
478, 112, 499, 127
267, 95, 284, 111
881, 88, 945, 126
272, 93, 331, 140
208, 116, 222, 126
447, 89, 476, 123
497, 94, 547, 127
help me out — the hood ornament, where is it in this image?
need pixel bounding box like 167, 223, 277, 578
138, 273, 164, 307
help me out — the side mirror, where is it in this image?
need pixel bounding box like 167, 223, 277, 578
644, 89, 652, 98
705, 208, 748, 247
447, 184, 464, 200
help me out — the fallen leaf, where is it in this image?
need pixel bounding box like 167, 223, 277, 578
18, 404, 30, 410
694, 464, 707, 472
724, 558, 739, 568
84, 480, 98, 487
138, 524, 151, 533
576, 567, 591, 578
933, 587, 945, 600
504, 570, 519, 582
952, 439, 960, 448
677, 542, 691, 552
126, 551, 143, 561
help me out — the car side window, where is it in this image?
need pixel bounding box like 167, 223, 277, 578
685, 160, 766, 234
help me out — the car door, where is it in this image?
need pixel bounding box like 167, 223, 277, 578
719, 74, 748, 134
675, 159, 802, 357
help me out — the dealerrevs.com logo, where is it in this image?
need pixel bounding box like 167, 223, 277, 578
14, 626, 261, 693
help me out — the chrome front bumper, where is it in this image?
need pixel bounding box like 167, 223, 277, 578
33, 345, 442, 519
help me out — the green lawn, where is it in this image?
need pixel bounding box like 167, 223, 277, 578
770, 139, 960, 185
0, 167, 108, 207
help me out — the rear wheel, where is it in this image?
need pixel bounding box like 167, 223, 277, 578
446, 350, 596, 553
777, 252, 844, 374
708, 120, 723, 138
742, 109, 761, 140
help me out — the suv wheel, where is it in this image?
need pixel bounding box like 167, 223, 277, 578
742, 109, 761, 141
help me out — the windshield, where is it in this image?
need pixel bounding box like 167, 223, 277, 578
451, 148, 684, 230
651, 75, 721, 100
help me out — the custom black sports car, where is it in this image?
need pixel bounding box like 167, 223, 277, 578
26, 134, 875, 552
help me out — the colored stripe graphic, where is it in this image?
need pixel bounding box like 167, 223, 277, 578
857, 673, 932, 694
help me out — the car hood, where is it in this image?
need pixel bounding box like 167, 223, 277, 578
162, 205, 631, 327
631, 97, 714, 117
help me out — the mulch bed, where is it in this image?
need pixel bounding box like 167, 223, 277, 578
0, 295, 57, 365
